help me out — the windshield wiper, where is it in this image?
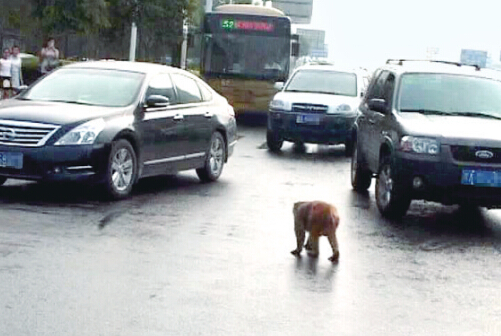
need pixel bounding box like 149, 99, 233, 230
448, 111, 501, 120
49, 99, 95, 106
400, 108, 453, 115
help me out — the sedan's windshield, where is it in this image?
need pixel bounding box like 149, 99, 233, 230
22, 68, 145, 107
285, 70, 358, 96
398, 73, 501, 116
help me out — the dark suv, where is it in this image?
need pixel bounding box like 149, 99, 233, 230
351, 59, 501, 218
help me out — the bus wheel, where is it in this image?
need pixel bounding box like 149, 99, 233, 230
267, 130, 283, 152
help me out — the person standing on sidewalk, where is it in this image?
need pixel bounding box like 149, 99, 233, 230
39, 37, 60, 75
0, 48, 12, 99
10, 45, 24, 95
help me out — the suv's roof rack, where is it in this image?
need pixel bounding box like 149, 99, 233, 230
386, 59, 481, 71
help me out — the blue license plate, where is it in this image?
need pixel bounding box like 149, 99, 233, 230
296, 114, 320, 125
461, 169, 501, 187
0, 152, 23, 169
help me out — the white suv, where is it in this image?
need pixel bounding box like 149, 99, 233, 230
267, 64, 368, 155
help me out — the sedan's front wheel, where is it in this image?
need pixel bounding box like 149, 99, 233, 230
197, 132, 226, 182
104, 139, 137, 199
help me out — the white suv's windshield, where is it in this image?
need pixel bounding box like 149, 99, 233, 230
285, 70, 358, 97
398, 73, 501, 118
22, 68, 145, 107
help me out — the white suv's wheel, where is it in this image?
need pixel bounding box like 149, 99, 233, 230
266, 130, 283, 152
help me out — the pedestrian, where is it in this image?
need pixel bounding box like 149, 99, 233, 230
0, 48, 12, 99
39, 37, 60, 75
10, 45, 24, 95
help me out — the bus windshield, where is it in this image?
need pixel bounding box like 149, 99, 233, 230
202, 13, 291, 81
203, 34, 289, 81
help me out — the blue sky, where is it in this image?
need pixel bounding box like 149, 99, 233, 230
295, 0, 501, 69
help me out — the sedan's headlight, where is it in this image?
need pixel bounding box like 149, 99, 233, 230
269, 99, 288, 111
55, 118, 105, 145
400, 136, 439, 154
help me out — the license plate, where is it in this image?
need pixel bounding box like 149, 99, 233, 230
0, 152, 23, 169
461, 169, 501, 187
296, 114, 320, 125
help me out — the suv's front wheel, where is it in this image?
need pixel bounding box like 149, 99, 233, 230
375, 156, 411, 219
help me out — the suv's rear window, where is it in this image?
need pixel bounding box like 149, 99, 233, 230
398, 73, 501, 116
285, 70, 357, 97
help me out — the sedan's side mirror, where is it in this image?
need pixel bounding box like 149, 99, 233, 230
368, 98, 388, 114
145, 95, 170, 108
274, 82, 284, 91
18, 85, 29, 92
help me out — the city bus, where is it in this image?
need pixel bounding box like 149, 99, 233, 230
201, 4, 295, 114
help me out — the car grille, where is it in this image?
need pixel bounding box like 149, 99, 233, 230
0, 120, 60, 147
291, 103, 328, 114
450, 145, 501, 164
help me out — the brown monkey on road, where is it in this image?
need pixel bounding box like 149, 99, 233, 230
291, 201, 340, 262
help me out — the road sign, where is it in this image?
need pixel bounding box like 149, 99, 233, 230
460, 49, 487, 68
271, 0, 313, 24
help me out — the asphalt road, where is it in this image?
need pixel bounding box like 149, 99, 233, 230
1, 118, 500, 336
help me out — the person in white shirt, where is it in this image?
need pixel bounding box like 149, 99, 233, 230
0, 48, 12, 99
10, 45, 23, 94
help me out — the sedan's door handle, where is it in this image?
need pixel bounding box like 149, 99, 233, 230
173, 114, 184, 121
204, 112, 213, 118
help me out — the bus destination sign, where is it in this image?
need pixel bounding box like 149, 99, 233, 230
221, 19, 274, 32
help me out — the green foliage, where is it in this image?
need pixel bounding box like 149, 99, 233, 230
2, 0, 199, 61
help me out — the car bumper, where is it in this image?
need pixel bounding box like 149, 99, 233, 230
0, 143, 109, 183
394, 148, 501, 207
267, 110, 356, 144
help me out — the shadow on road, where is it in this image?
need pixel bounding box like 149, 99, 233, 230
236, 112, 268, 127
377, 202, 501, 252
265, 143, 349, 162
0, 174, 209, 206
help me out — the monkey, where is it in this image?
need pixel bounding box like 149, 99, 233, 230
290, 201, 340, 262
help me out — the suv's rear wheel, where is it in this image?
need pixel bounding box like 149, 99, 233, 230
266, 130, 283, 152
375, 156, 411, 219
351, 142, 372, 191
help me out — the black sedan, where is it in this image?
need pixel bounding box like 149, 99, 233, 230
0, 61, 237, 198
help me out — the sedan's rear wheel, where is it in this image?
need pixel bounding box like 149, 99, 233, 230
104, 139, 137, 199
197, 132, 225, 182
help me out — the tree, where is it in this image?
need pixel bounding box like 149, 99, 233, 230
32, 0, 109, 36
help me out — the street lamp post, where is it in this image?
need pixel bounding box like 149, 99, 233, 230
129, 0, 139, 62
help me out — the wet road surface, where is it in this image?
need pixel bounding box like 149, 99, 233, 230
1, 119, 501, 335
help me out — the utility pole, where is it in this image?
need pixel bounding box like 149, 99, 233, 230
129, 0, 139, 61
180, 18, 188, 69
